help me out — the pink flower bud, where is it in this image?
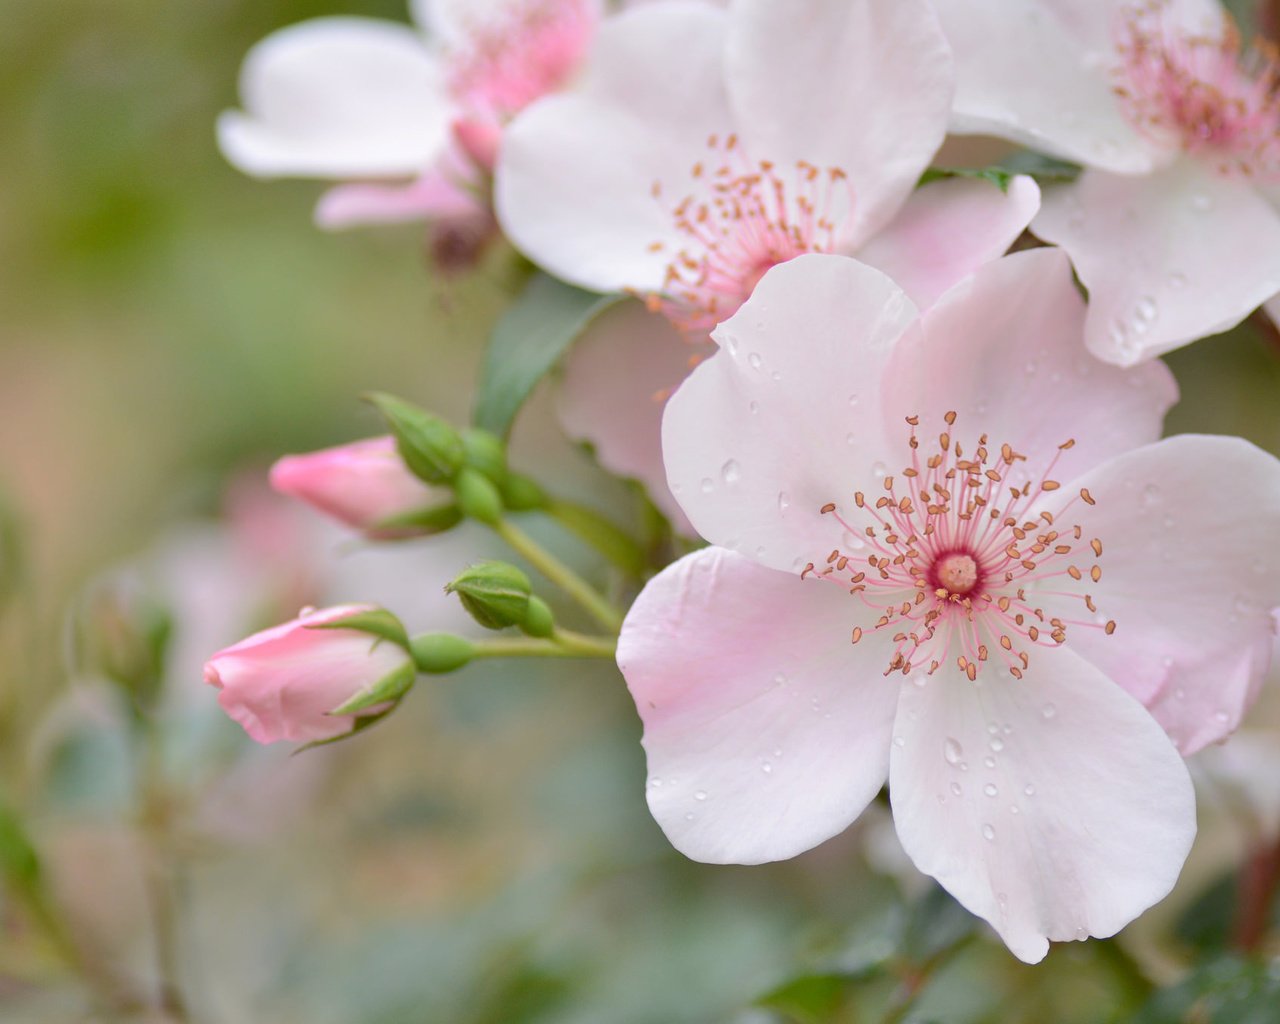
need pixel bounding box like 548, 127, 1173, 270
204, 604, 412, 744
269, 437, 433, 538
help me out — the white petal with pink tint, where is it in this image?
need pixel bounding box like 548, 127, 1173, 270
724, 0, 954, 246
880, 247, 1177, 483
1036, 435, 1280, 753
315, 163, 482, 229
1034, 162, 1280, 364
494, 1, 731, 293
218, 18, 450, 178
890, 650, 1195, 964
662, 255, 914, 568
929, 0, 1158, 173
618, 547, 899, 864
557, 300, 708, 527
856, 174, 1040, 308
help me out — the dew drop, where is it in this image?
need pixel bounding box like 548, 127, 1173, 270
760, 760, 773, 774
699, 477, 714, 494
846, 433, 857, 446
847, 393, 859, 406
1140, 483, 1160, 507
871, 461, 888, 479
720, 459, 741, 485
982, 823, 996, 842
685, 811, 695, 820
748, 351, 763, 370
986, 723, 999, 736
694, 790, 708, 801
772, 672, 787, 687
984, 783, 999, 798
1174, 686, 1186, 701
949, 781, 963, 796
649, 778, 663, 788
1023, 784, 1036, 797
943, 738, 964, 765
1167, 270, 1187, 290
1133, 295, 1157, 326
989, 737, 1005, 753
983, 756, 997, 769
1214, 709, 1230, 724
777, 491, 791, 512
841, 531, 866, 551
1041, 703, 1057, 719
748, 400, 759, 415
1190, 192, 1213, 212
893, 735, 906, 748
1009, 805, 1020, 815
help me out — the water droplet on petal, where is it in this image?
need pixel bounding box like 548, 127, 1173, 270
777, 491, 791, 512
984, 783, 999, 798
760, 760, 773, 774
1041, 703, 1057, 720
748, 400, 759, 415
1167, 270, 1187, 290
1190, 192, 1212, 212
1214, 709, 1231, 723
950, 781, 963, 796
989, 737, 1005, 752
694, 790, 708, 801
847, 394, 859, 406
893, 735, 906, 748
720, 459, 741, 485
748, 351, 763, 370
871, 461, 888, 479
700, 477, 714, 494
1141, 484, 1161, 509
1024, 784, 1036, 797
982, 824, 996, 842
983, 756, 997, 769
943, 738, 964, 765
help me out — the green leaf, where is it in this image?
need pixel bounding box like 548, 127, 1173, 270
755, 973, 849, 1024
1130, 955, 1280, 1024
901, 884, 979, 964
307, 607, 410, 649
473, 273, 623, 438
546, 497, 647, 578
0, 800, 42, 891
919, 150, 1083, 194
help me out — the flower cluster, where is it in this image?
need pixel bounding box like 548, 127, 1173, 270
210, 0, 1280, 968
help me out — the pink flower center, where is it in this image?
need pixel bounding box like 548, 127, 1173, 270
445, 0, 597, 119
803, 413, 1114, 681
645, 134, 855, 336
1112, 1, 1280, 179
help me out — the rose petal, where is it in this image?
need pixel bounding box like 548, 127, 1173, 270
879, 247, 1177, 483
929, 0, 1158, 173
618, 547, 899, 863
1034, 162, 1280, 364
662, 254, 915, 569
856, 174, 1040, 308
218, 18, 451, 179
891, 649, 1195, 964
1038, 435, 1280, 753
557, 300, 709, 529
494, 1, 731, 293
724, 0, 954, 246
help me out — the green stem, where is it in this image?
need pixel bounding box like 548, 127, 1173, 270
544, 497, 646, 577
471, 628, 617, 661
879, 933, 977, 1024
492, 518, 624, 633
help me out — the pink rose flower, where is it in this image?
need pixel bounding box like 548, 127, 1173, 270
617, 248, 1280, 962
217, 0, 601, 234
205, 604, 413, 744
495, 0, 1040, 521
932, 0, 1280, 362
269, 436, 435, 539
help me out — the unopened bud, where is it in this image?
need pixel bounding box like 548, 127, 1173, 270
501, 472, 548, 512
521, 595, 555, 638
447, 561, 531, 630
410, 633, 476, 674
455, 467, 504, 525
461, 428, 508, 486
366, 393, 465, 485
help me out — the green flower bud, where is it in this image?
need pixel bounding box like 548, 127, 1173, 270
455, 467, 504, 525
366, 392, 465, 485
521, 595, 555, 638
461, 428, 508, 485
500, 472, 548, 512
409, 633, 476, 674
446, 560, 531, 630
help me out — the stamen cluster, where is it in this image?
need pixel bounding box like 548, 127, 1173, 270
802, 414, 1114, 681
1113, 1, 1280, 179
447, 0, 596, 117
645, 134, 853, 335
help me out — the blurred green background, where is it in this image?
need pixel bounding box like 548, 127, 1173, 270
2, 1, 1279, 1022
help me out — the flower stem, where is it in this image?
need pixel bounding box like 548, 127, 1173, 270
492, 518, 624, 633
471, 628, 617, 661
544, 497, 647, 577
879, 933, 977, 1024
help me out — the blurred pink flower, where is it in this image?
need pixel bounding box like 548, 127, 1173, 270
495, 0, 1038, 521
205, 604, 412, 744
617, 249, 1280, 962
217, 0, 600, 236
933, 0, 1280, 363
269, 436, 434, 539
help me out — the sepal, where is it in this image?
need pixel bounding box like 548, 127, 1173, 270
446, 561, 532, 630
366, 392, 465, 485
